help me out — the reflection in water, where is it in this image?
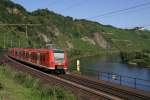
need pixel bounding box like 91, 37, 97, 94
71, 54, 150, 81
70, 54, 150, 91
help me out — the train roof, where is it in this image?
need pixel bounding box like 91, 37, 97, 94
10, 48, 64, 52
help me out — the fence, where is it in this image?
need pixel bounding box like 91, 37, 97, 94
81, 69, 150, 92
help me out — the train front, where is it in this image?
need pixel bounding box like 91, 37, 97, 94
52, 49, 68, 73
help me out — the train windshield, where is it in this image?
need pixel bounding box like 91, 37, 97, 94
53, 50, 64, 62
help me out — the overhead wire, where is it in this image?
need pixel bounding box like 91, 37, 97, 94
46, 0, 59, 8
92, 5, 150, 20
59, 0, 89, 12
88, 1, 150, 19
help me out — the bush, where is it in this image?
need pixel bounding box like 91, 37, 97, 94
0, 83, 3, 90
0, 66, 75, 99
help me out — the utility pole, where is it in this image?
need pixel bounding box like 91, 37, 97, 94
6, 37, 8, 48
25, 25, 28, 39
0, 24, 41, 48
3, 36, 5, 48
10, 40, 13, 48
0, 24, 40, 40
19, 40, 20, 48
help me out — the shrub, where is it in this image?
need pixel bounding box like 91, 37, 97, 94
0, 83, 2, 90
0, 66, 75, 99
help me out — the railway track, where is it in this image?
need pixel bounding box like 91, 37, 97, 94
4, 55, 150, 100
5, 55, 121, 100
58, 74, 150, 100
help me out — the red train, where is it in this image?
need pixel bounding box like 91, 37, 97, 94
9, 48, 68, 74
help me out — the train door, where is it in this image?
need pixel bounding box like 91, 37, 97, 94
37, 53, 40, 64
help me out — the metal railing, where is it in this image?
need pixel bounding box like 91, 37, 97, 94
81, 69, 150, 92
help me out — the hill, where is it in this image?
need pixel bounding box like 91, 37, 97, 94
0, 0, 150, 58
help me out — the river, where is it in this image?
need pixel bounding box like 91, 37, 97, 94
70, 54, 150, 91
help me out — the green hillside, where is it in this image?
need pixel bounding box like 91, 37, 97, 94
0, 0, 150, 57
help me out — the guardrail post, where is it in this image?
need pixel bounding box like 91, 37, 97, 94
134, 78, 136, 88
108, 73, 110, 80
120, 75, 122, 85
98, 72, 101, 80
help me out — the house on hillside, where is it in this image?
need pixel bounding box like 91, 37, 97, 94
134, 27, 144, 31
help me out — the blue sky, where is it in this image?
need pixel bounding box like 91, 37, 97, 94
11, 0, 150, 29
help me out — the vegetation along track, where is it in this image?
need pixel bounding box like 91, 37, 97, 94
4, 55, 150, 100
5, 55, 121, 100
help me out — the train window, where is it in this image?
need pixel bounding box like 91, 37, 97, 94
53, 50, 64, 62
19, 51, 21, 55
40, 54, 46, 62
42, 55, 45, 62
32, 53, 37, 61
40, 55, 42, 61
43, 55, 45, 61
31, 54, 33, 59
26, 53, 28, 58
17, 51, 19, 55
28, 53, 30, 58
33, 54, 34, 59
53, 50, 64, 53
22, 51, 24, 56
37, 53, 40, 60
27, 53, 29, 58
33, 54, 34, 60
35, 54, 37, 60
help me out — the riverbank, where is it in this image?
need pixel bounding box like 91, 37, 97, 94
68, 49, 120, 62
120, 50, 150, 68
128, 59, 150, 68
0, 65, 76, 100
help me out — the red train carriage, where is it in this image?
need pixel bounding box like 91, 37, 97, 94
9, 48, 68, 74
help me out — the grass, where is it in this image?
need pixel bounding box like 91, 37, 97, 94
102, 29, 150, 51
0, 65, 76, 100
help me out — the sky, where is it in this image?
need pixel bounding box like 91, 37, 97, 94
11, 0, 150, 30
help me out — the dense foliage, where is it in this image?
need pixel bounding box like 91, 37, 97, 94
120, 49, 150, 67
0, 65, 75, 99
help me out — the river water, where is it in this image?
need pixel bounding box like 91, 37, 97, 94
70, 54, 150, 91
